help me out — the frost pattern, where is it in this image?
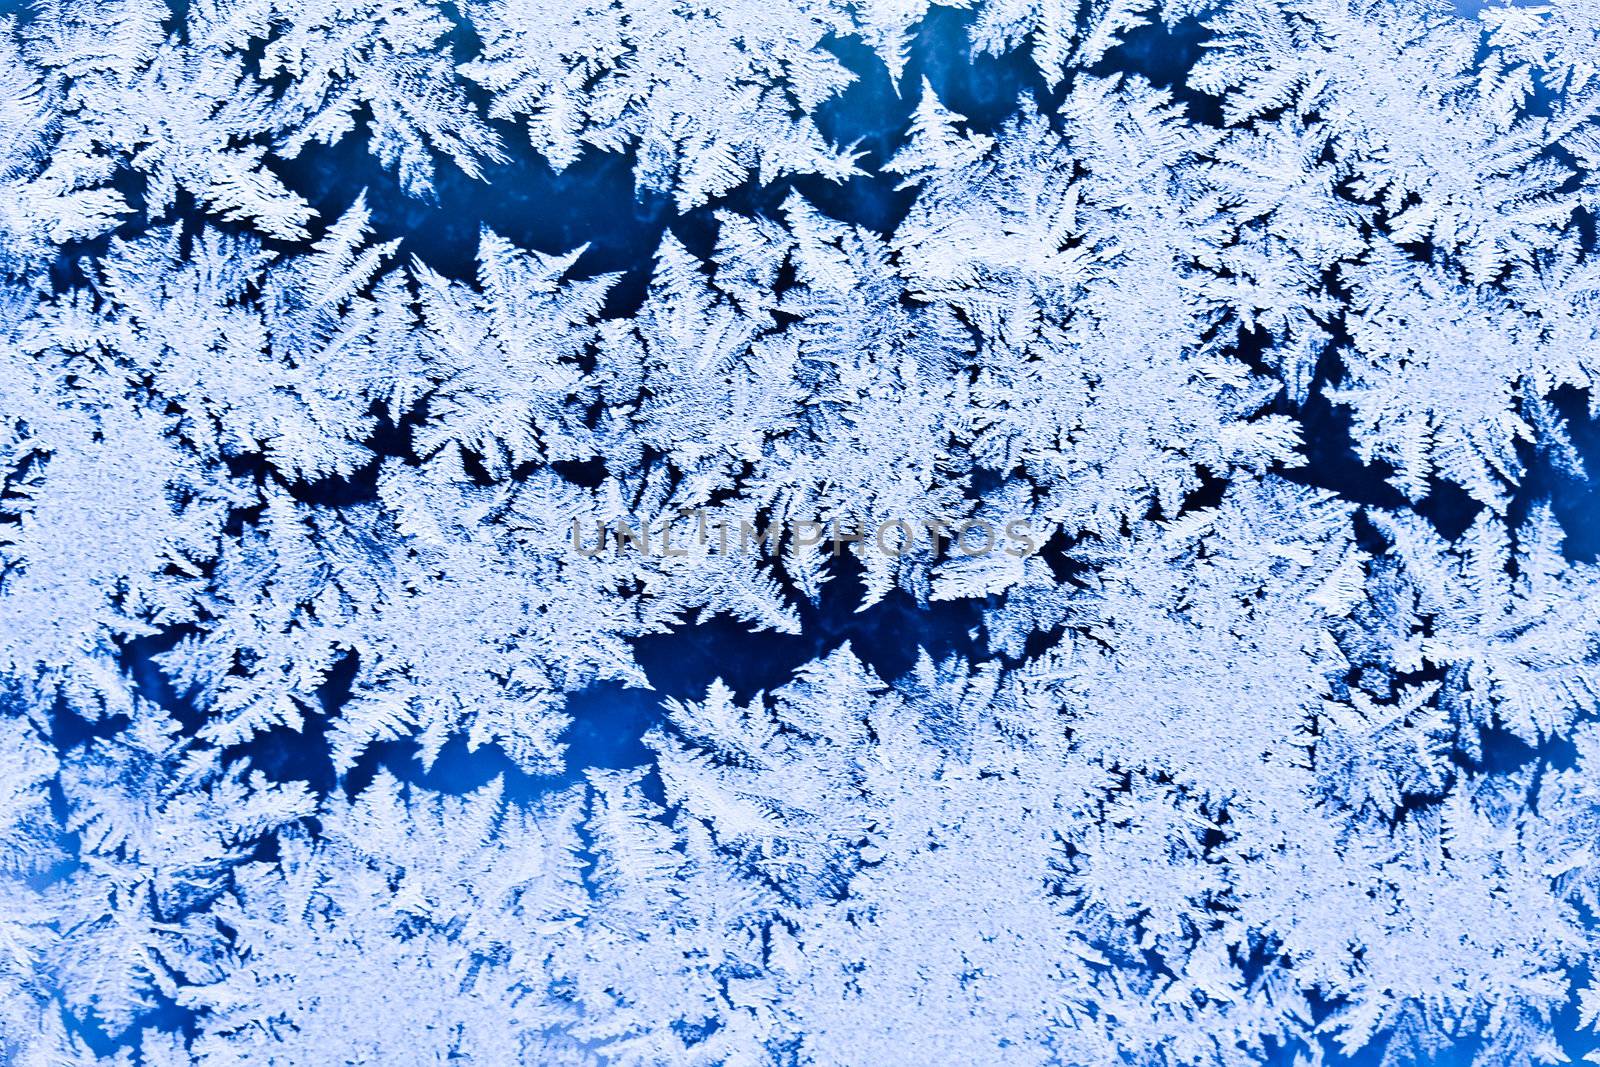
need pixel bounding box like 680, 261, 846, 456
3, 0, 1600, 1064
